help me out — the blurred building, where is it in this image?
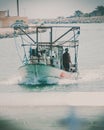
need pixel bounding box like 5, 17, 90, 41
0, 10, 28, 27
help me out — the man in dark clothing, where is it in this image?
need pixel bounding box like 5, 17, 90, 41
63, 48, 71, 71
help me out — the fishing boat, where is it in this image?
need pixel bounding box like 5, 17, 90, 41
12, 21, 80, 85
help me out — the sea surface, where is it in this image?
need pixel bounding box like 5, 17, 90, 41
0, 23, 104, 130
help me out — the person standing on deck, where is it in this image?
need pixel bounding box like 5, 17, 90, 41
63, 48, 71, 71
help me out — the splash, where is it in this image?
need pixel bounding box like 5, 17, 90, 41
0, 65, 104, 86
0, 74, 22, 85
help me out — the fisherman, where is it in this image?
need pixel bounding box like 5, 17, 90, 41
63, 48, 71, 71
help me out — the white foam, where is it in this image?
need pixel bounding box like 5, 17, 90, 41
0, 74, 22, 85
78, 66, 104, 83
0, 65, 104, 86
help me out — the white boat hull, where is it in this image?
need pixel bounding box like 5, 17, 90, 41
18, 63, 77, 85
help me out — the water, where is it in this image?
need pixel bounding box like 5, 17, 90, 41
0, 23, 104, 130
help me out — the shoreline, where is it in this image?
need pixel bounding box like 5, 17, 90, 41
0, 28, 14, 39
0, 20, 104, 39
0, 27, 36, 39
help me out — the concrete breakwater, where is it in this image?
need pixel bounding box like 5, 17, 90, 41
0, 27, 47, 39
67, 16, 104, 23
0, 28, 14, 39
0, 16, 104, 39
45, 16, 104, 24
0, 28, 36, 39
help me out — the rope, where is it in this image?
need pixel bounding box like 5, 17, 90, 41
20, 36, 33, 45
20, 35, 27, 56
20, 35, 29, 64
14, 34, 22, 63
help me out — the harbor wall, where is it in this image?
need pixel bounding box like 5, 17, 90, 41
0, 16, 28, 28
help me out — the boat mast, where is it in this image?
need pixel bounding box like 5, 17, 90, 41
36, 27, 40, 62
50, 27, 53, 57
17, 0, 19, 16
73, 29, 78, 72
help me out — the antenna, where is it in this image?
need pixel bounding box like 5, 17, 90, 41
17, 0, 19, 16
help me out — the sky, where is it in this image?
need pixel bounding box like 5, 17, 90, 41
0, 0, 104, 19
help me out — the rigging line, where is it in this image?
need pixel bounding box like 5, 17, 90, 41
55, 32, 79, 46
53, 27, 80, 46
18, 27, 36, 44
20, 35, 30, 64
14, 34, 22, 63
21, 36, 34, 45
68, 32, 79, 41
56, 40, 79, 46
53, 28, 73, 44
20, 35, 27, 58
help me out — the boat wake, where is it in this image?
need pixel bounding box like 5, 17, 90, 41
0, 74, 22, 85
78, 65, 104, 84
66, 66, 103, 85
